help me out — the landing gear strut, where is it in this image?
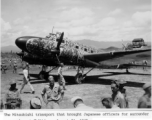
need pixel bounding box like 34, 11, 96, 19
39, 65, 57, 80
39, 70, 47, 80
126, 68, 129, 73
74, 67, 95, 84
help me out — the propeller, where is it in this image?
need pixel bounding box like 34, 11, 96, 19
50, 32, 64, 66
51, 32, 64, 54
56, 32, 64, 50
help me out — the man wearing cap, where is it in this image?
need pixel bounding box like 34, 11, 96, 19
138, 83, 151, 108
41, 76, 64, 109
30, 96, 42, 109
5, 81, 22, 109
20, 63, 35, 94
58, 63, 66, 90
111, 81, 127, 108
71, 96, 93, 109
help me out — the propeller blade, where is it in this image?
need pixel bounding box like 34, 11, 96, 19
50, 32, 64, 54
56, 32, 64, 50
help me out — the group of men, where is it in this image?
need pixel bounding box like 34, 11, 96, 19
1, 62, 151, 109
102, 80, 151, 109
1, 61, 18, 74
1, 63, 67, 109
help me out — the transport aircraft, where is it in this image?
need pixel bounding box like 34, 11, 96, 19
15, 32, 151, 84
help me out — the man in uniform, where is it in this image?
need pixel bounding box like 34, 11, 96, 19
71, 96, 94, 109
41, 76, 64, 109
58, 63, 66, 90
111, 81, 127, 108
143, 60, 148, 70
5, 81, 22, 109
13, 61, 17, 73
138, 83, 151, 108
20, 63, 35, 94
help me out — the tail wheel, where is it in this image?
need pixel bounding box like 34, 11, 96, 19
75, 73, 85, 84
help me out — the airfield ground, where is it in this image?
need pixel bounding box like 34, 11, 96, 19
1, 67, 151, 109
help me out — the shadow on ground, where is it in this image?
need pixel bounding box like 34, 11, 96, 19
27, 72, 147, 88
104, 71, 151, 76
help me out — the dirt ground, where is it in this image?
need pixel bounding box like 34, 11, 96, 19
1, 67, 151, 109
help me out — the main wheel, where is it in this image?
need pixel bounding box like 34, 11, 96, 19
75, 73, 85, 84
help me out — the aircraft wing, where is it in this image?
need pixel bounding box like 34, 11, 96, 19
116, 64, 151, 69
83, 48, 151, 63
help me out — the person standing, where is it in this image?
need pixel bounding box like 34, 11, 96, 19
116, 80, 129, 108
111, 82, 127, 108
20, 64, 35, 94
143, 60, 148, 70
1, 62, 7, 74
0, 99, 4, 109
13, 62, 17, 73
138, 83, 151, 108
9, 59, 12, 68
58, 63, 66, 90
41, 76, 64, 109
5, 81, 22, 109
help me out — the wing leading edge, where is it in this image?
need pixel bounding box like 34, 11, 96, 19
84, 48, 151, 63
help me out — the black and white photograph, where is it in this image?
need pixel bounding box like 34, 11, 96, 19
1, 0, 151, 112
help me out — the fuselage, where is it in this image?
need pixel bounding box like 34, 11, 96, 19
15, 35, 99, 67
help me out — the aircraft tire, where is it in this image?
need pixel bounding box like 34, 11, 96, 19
75, 73, 84, 84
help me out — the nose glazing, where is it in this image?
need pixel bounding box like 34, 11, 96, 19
15, 37, 29, 52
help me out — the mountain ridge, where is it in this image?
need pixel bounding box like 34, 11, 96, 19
1, 39, 151, 52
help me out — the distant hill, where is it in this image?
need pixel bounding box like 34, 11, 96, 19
1, 40, 151, 53
99, 46, 121, 52
76, 39, 151, 49
1, 45, 20, 53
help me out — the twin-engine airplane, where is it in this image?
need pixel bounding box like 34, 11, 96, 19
15, 32, 151, 84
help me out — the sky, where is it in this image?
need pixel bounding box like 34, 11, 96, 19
1, 0, 151, 46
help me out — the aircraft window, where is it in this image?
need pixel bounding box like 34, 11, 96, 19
75, 46, 79, 49
84, 48, 87, 52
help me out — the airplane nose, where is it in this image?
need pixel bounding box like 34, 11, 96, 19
15, 37, 28, 52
